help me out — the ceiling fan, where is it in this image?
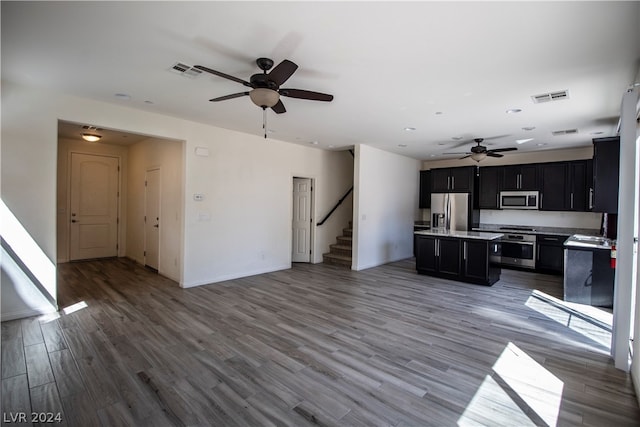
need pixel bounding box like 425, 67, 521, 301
444, 138, 517, 162
195, 57, 333, 113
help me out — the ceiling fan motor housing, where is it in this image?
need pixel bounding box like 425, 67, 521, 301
250, 73, 278, 89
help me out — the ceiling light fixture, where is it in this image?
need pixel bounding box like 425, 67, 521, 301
404, 127, 416, 131
516, 138, 534, 144
81, 133, 102, 142
249, 88, 280, 108
506, 108, 522, 114
470, 152, 487, 162
522, 126, 536, 131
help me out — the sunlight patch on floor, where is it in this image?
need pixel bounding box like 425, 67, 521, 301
458, 342, 563, 427
526, 290, 611, 349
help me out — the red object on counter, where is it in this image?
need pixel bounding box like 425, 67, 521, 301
611, 244, 617, 269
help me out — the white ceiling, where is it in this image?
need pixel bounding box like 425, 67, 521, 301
2, 2, 639, 160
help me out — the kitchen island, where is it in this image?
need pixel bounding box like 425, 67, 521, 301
414, 230, 503, 286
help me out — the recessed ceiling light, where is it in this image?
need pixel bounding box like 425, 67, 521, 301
437, 142, 447, 146
328, 144, 335, 148
537, 143, 548, 147
522, 126, 536, 131
398, 144, 408, 147
451, 136, 463, 141
404, 127, 416, 131
435, 111, 443, 115
310, 141, 318, 145
429, 154, 437, 157
144, 100, 154, 104
590, 131, 604, 135
516, 138, 534, 144
114, 93, 131, 100
506, 108, 522, 114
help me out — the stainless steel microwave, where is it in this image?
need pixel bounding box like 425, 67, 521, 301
500, 191, 539, 210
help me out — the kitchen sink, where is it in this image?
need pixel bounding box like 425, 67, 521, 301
565, 234, 612, 249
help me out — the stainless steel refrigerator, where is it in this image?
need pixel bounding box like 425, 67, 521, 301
431, 193, 472, 231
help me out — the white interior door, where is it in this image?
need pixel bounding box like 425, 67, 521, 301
69, 153, 119, 260
145, 168, 161, 270
292, 177, 312, 262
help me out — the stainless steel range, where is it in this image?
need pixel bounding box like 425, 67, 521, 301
494, 226, 537, 269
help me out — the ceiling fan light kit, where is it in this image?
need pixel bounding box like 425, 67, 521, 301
249, 88, 280, 108
471, 152, 487, 162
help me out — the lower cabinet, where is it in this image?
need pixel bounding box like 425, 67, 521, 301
415, 235, 500, 285
536, 234, 569, 274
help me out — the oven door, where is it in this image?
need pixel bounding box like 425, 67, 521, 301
500, 241, 536, 268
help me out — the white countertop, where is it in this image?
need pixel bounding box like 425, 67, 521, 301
414, 229, 503, 241
564, 234, 614, 250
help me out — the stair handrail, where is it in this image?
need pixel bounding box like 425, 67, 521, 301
317, 186, 353, 226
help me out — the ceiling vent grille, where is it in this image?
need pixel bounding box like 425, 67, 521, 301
170, 62, 203, 78
532, 90, 570, 104
552, 128, 578, 136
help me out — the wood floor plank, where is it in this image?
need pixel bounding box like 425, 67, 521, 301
2, 257, 638, 425
29, 382, 67, 426
1, 374, 32, 425
24, 343, 55, 388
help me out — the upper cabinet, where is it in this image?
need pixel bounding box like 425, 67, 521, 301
430, 166, 475, 193
538, 160, 593, 212
539, 162, 568, 211
592, 137, 620, 213
503, 164, 538, 190
478, 166, 502, 209
419, 170, 431, 209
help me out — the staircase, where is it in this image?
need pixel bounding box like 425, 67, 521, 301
323, 221, 353, 267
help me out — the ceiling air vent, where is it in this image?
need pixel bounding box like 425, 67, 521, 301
169, 62, 202, 78
552, 128, 578, 136
532, 90, 570, 104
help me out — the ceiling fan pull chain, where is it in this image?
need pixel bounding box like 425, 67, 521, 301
263, 107, 267, 139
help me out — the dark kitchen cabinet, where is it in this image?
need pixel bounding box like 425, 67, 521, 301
539, 162, 568, 211
503, 164, 538, 190
430, 166, 475, 193
415, 235, 501, 285
419, 170, 431, 209
462, 239, 500, 284
415, 235, 460, 278
592, 137, 620, 213
478, 166, 502, 209
568, 160, 590, 212
536, 234, 569, 274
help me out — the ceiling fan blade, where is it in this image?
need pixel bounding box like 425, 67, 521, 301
209, 92, 249, 102
459, 154, 472, 159
488, 147, 518, 153
268, 60, 298, 86
271, 99, 286, 114
280, 88, 333, 102
487, 152, 504, 158
194, 65, 252, 87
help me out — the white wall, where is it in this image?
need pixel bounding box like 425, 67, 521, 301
126, 138, 184, 282
353, 144, 420, 270
1, 80, 353, 320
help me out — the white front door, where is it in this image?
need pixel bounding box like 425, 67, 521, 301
145, 168, 161, 271
69, 153, 119, 260
292, 178, 312, 262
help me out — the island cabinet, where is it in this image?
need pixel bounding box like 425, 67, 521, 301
502, 164, 538, 191
430, 166, 475, 193
478, 166, 503, 209
415, 232, 502, 286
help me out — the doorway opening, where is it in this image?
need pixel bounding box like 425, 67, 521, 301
292, 177, 314, 263
56, 120, 185, 297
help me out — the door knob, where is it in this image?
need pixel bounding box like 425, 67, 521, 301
71, 219, 77, 223
153, 224, 159, 228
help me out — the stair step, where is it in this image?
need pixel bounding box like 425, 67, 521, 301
329, 244, 352, 257
343, 228, 353, 237
336, 236, 352, 246
323, 253, 352, 267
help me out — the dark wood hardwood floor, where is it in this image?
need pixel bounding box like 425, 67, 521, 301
2, 257, 638, 426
